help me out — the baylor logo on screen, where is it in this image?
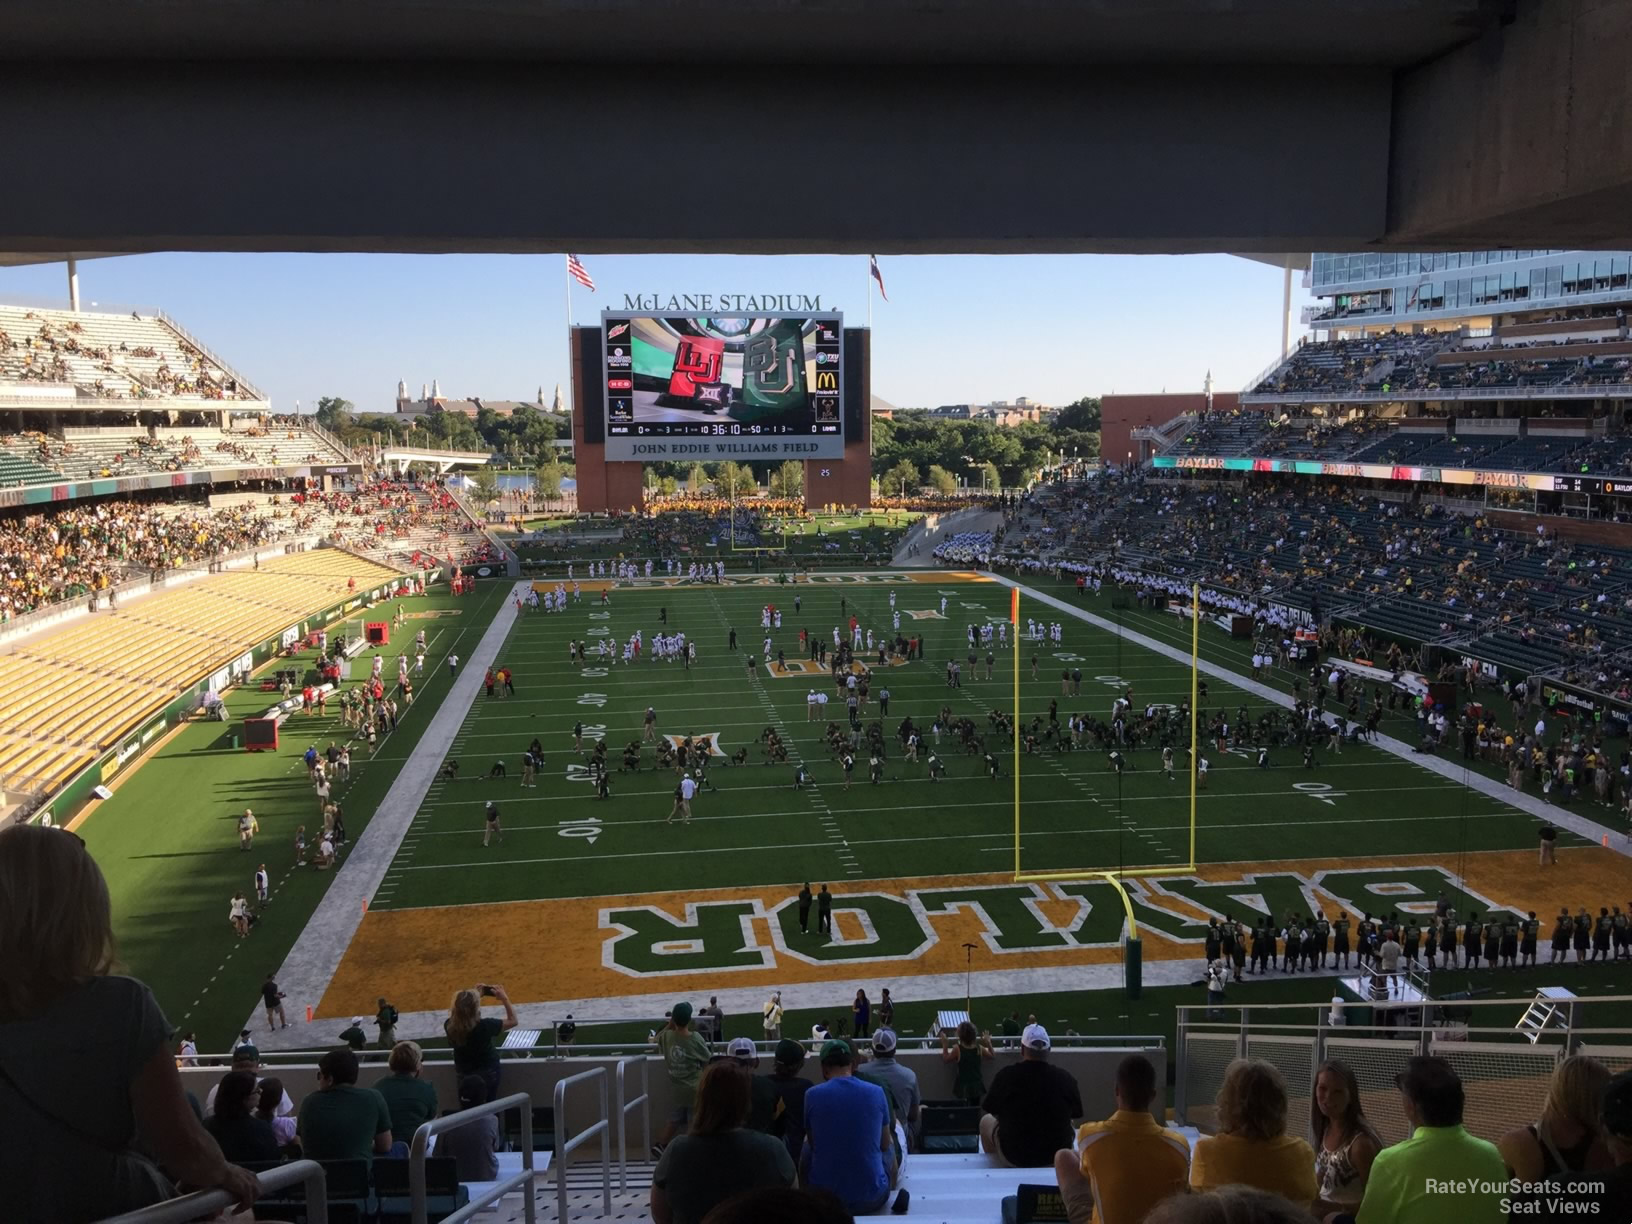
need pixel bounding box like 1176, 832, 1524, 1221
597, 867, 1516, 978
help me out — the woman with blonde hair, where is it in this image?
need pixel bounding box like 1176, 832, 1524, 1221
1310, 1059, 1381, 1216
0, 824, 259, 1219
445, 983, 517, 1103
1497, 1054, 1613, 1187
1190, 1058, 1318, 1208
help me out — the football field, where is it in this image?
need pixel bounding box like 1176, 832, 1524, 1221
307, 571, 1620, 1026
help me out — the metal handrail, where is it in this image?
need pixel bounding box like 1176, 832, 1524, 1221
410, 1091, 536, 1224
554, 1066, 612, 1220
98, 1158, 328, 1224
615, 1055, 652, 1192
193, 1032, 1168, 1065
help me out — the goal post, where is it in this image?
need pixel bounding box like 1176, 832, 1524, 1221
1007, 581, 1204, 998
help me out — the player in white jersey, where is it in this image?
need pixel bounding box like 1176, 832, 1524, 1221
415, 651, 425, 674
892, 611, 900, 631
763, 636, 774, 659
940, 596, 948, 615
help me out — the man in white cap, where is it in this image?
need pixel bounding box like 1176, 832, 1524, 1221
858, 1028, 921, 1153
978, 1023, 1083, 1168
725, 1032, 782, 1132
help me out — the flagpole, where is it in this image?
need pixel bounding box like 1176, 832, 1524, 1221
866, 256, 873, 330
564, 254, 573, 334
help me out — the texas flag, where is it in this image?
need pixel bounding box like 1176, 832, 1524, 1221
869, 255, 888, 302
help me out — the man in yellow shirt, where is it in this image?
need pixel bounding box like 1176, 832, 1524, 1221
1054, 1054, 1189, 1224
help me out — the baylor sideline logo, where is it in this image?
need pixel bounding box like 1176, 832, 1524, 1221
598, 866, 1515, 979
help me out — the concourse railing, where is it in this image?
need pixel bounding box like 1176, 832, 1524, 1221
98, 1159, 328, 1224
553, 1065, 612, 1220
410, 1091, 538, 1224
615, 1054, 653, 1192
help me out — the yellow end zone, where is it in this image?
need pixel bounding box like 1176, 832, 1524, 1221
314, 848, 1621, 1018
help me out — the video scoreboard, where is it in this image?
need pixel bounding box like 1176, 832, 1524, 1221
602, 312, 844, 461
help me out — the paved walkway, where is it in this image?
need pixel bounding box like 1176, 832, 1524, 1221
989, 574, 1630, 857
249, 583, 525, 1046
892, 507, 1003, 567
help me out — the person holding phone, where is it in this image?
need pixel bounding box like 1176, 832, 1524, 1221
445, 984, 517, 1103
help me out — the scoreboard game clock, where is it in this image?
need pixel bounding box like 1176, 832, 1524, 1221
601, 312, 845, 461
1555, 474, 1632, 496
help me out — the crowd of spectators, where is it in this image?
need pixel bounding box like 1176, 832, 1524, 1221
995, 470, 1632, 700
0, 427, 340, 482
292, 477, 494, 568
0, 308, 256, 401
1252, 329, 1632, 401
1253, 333, 1450, 397
0, 499, 289, 622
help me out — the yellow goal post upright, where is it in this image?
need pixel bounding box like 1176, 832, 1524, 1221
1007, 582, 1205, 999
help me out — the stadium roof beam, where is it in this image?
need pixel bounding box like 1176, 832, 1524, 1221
0, 1, 1626, 257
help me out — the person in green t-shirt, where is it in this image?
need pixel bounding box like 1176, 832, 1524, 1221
371, 1041, 439, 1153
297, 1048, 392, 1166
999, 1012, 1022, 1042
655, 1001, 712, 1153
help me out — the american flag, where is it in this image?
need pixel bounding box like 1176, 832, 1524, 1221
566, 254, 596, 292
869, 254, 888, 302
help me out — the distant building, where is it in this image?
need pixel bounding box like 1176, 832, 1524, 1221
394, 385, 535, 417
915, 400, 1047, 425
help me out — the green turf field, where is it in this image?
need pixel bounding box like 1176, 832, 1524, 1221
370, 576, 1569, 913
77, 582, 512, 1042
84, 568, 1622, 1048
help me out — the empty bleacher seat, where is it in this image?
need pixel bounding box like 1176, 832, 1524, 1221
920, 1101, 983, 1153
374, 1156, 470, 1224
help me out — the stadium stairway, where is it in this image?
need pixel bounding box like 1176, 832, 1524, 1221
465, 1150, 1105, 1222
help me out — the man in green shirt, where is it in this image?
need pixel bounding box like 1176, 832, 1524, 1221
371, 1041, 438, 1154
655, 1000, 712, 1154
297, 1048, 393, 1166
375, 997, 399, 1048
1351, 1056, 1506, 1224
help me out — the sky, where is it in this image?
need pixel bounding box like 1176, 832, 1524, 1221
0, 253, 1312, 415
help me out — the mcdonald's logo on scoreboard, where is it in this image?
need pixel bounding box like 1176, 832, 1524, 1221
815, 370, 838, 391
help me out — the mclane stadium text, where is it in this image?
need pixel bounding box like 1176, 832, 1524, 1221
620, 293, 824, 312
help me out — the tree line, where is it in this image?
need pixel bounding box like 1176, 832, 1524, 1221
313, 394, 1099, 496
